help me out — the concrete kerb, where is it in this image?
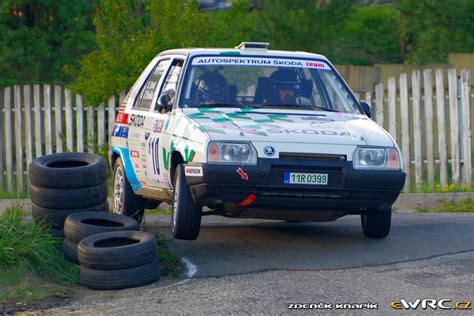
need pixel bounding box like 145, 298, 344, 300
1, 192, 474, 214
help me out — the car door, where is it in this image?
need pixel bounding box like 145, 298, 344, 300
127, 58, 172, 186
142, 57, 185, 188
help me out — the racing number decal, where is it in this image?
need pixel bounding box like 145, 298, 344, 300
148, 137, 160, 175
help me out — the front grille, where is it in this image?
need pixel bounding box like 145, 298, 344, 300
279, 152, 346, 161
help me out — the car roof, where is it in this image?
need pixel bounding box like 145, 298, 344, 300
157, 47, 329, 61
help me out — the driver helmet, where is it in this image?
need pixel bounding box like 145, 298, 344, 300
195, 72, 228, 103
270, 68, 301, 92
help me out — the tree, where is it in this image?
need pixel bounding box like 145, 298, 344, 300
71, 0, 255, 105
0, 0, 97, 87
399, 0, 474, 63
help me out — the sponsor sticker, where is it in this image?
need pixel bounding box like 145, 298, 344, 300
184, 166, 203, 177
152, 119, 164, 133
115, 112, 129, 124
192, 57, 330, 70
130, 150, 139, 158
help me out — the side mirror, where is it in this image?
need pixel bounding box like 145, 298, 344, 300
157, 92, 173, 113
360, 101, 371, 118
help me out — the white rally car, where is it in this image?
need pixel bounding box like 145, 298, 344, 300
110, 42, 406, 240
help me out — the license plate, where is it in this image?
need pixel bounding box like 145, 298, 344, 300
283, 172, 328, 185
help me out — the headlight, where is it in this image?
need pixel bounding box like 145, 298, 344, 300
353, 147, 400, 170
207, 142, 257, 165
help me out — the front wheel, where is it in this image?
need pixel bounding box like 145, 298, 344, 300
361, 207, 391, 238
171, 164, 202, 240
112, 158, 145, 223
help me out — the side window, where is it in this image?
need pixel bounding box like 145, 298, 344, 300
134, 59, 171, 110
155, 59, 184, 112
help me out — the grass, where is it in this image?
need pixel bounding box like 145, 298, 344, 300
417, 198, 474, 213
410, 183, 473, 194
146, 207, 172, 216
0, 205, 79, 306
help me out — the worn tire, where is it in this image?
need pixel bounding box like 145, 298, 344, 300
29, 182, 108, 209
80, 259, 160, 290
78, 231, 157, 270
32, 201, 109, 229
361, 207, 392, 239
28, 153, 108, 189
111, 158, 145, 223
63, 238, 79, 264
64, 211, 139, 244
171, 164, 202, 240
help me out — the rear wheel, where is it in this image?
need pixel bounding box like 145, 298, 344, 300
171, 164, 202, 240
361, 207, 392, 238
112, 159, 145, 223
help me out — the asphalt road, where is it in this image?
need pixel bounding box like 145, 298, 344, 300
46, 212, 474, 315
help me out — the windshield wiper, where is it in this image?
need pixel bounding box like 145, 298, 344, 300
255, 104, 340, 112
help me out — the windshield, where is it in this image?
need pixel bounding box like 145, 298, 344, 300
178, 55, 362, 114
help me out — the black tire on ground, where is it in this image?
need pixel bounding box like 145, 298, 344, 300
64, 211, 139, 244
32, 201, 109, 229
28, 153, 108, 189
28, 182, 108, 209
171, 164, 202, 240
111, 158, 145, 223
80, 259, 160, 290
361, 207, 392, 238
78, 231, 157, 270
47, 228, 65, 239
63, 238, 79, 264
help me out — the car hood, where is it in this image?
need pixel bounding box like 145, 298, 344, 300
182, 108, 394, 147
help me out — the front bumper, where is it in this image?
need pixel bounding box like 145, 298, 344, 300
185, 158, 406, 216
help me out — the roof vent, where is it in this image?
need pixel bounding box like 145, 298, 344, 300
235, 42, 270, 50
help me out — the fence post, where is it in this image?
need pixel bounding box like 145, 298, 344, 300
87, 106, 95, 153
387, 77, 397, 141
65, 89, 74, 152
54, 85, 63, 153
76, 94, 84, 152
435, 69, 448, 187
23, 85, 33, 168
460, 69, 472, 185
33, 84, 42, 158
4, 87, 13, 192
108, 95, 116, 140
448, 69, 460, 184
399, 73, 411, 191
412, 71, 423, 189
14, 85, 23, 194
98, 103, 105, 149
374, 83, 384, 128
423, 69, 435, 188
43, 85, 53, 155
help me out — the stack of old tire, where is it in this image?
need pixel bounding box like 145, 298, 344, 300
28, 153, 109, 238
63, 212, 160, 290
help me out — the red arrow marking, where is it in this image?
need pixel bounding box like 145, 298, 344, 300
236, 167, 249, 180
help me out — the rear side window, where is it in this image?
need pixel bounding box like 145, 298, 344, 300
134, 59, 171, 110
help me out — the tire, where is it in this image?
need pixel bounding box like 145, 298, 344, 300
28, 153, 108, 189
80, 259, 160, 290
78, 231, 157, 270
29, 182, 108, 210
63, 238, 79, 264
171, 164, 202, 240
361, 207, 392, 238
111, 159, 145, 223
32, 201, 109, 229
64, 211, 139, 244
